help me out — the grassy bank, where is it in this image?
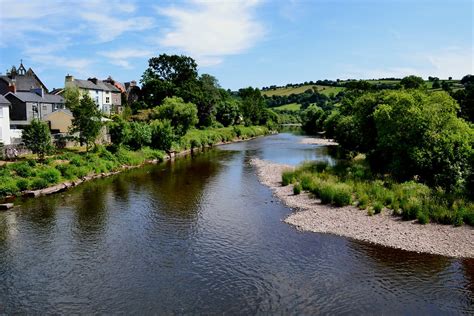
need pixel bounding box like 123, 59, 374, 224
0, 126, 270, 200
282, 158, 474, 227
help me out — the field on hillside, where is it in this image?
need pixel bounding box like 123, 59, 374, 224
263, 85, 344, 97
273, 103, 301, 111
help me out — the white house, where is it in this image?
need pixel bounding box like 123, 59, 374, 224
64, 75, 120, 115
0, 95, 12, 145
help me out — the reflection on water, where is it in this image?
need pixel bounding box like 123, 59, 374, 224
0, 132, 472, 314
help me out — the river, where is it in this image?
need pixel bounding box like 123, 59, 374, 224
0, 133, 472, 314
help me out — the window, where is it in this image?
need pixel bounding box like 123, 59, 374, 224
106, 97, 110, 103
42, 105, 47, 111
95, 96, 99, 104
106, 91, 109, 94
96, 90, 99, 94
0, 106, 3, 118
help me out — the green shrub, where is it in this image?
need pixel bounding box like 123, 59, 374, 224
16, 178, 29, 191
9, 162, 36, 177
463, 211, 474, 226
367, 208, 375, 216
38, 168, 61, 184
31, 177, 49, 190
282, 171, 295, 186
417, 212, 430, 224
333, 184, 352, 206
358, 194, 369, 210
293, 183, 302, 195
0, 178, 19, 197
320, 185, 335, 204
373, 202, 383, 214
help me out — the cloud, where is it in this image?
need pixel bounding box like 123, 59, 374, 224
31, 54, 95, 78
98, 48, 153, 68
80, 12, 155, 43
156, 0, 265, 66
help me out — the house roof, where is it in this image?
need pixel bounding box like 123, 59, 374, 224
0, 94, 10, 105
0, 70, 48, 92
5, 91, 64, 103
43, 108, 73, 119
67, 78, 121, 92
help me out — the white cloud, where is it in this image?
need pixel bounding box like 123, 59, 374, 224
99, 48, 153, 68
31, 54, 95, 78
156, 0, 265, 66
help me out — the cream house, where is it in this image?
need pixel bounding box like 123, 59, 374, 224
0, 95, 11, 145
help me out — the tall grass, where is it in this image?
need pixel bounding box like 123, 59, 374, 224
282, 160, 474, 226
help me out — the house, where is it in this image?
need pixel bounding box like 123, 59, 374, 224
65, 75, 121, 115
43, 109, 73, 134
0, 61, 48, 95
5, 89, 65, 129
0, 95, 11, 145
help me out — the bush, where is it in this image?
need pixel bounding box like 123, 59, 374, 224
0, 178, 19, 197
417, 212, 430, 224
320, 185, 335, 204
373, 201, 383, 214
16, 178, 29, 191
10, 162, 36, 177
367, 208, 375, 216
31, 177, 49, 190
293, 183, 302, 195
282, 171, 295, 186
357, 194, 369, 210
333, 184, 352, 206
38, 168, 61, 184
127, 122, 152, 150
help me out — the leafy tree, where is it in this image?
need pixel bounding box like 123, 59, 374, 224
69, 94, 102, 151
441, 80, 452, 92
109, 117, 131, 146
64, 86, 80, 110
400, 75, 425, 89
127, 122, 152, 150
432, 78, 441, 89
238, 87, 267, 125
141, 54, 198, 105
461, 74, 474, 85
301, 105, 325, 134
215, 98, 240, 126
153, 97, 198, 136
151, 119, 175, 152
21, 119, 52, 160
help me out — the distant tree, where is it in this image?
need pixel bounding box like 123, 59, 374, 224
448, 76, 453, 81
461, 75, 474, 86
441, 80, 452, 92
400, 75, 425, 89
432, 78, 441, 89
183, 74, 222, 127
238, 87, 267, 125
21, 119, 52, 160
301, 105, 325, 134
215, 98, 240, 127
153, 96, 198, 136
345, 80, 372, 91
141, 54, 198, 105
70, 94, 102, 151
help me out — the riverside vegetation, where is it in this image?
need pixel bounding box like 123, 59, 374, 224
0, 54, 275, 200
284, 75, 474, 227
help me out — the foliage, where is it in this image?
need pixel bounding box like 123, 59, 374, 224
153, 97, 198, 136
301, 105, 325, 134
215, 99, 241, 127
21, 119, 52, 160
150, 119, 175, 152
69, 94, 102, 151
127, 122, 152, 150
109, 117, 131, 146
238, 87, 268, 125
400, 75, 425, 89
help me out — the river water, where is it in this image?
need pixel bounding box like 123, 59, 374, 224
0, 133, 472, 314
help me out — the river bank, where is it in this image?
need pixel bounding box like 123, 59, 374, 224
251, 158, 474, 258
0, 128, 272, 206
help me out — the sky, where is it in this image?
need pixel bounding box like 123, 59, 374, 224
0, 0, 472, 91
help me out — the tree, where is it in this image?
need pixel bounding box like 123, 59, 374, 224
153, 97, 198, 136
70, 94, 102, 151
301, 105, 325, 134
141, 54, 198, 106
150, 119, 175, 152
109, 117, 131, 146
64, 86, 80, 110
127, 122, 152, 150
21, 119, 52, 160
238, 87, 267, 125
215, 98, 240, 126
400, 75, 425, 89
432, 78, 441, 89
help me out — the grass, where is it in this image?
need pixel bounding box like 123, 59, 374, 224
282, 159, 474, 226
262, 85, 345, 97
273, 103, 301, 112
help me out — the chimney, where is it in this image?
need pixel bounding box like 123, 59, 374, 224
65, 74, 74, 83
88, 77, 98, 84
130, 80, 137, 87
8, 83, 16, 93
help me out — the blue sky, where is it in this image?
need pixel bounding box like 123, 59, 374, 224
0, 0, 472, 91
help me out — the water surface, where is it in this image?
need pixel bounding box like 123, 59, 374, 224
0, 133, 472, 314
